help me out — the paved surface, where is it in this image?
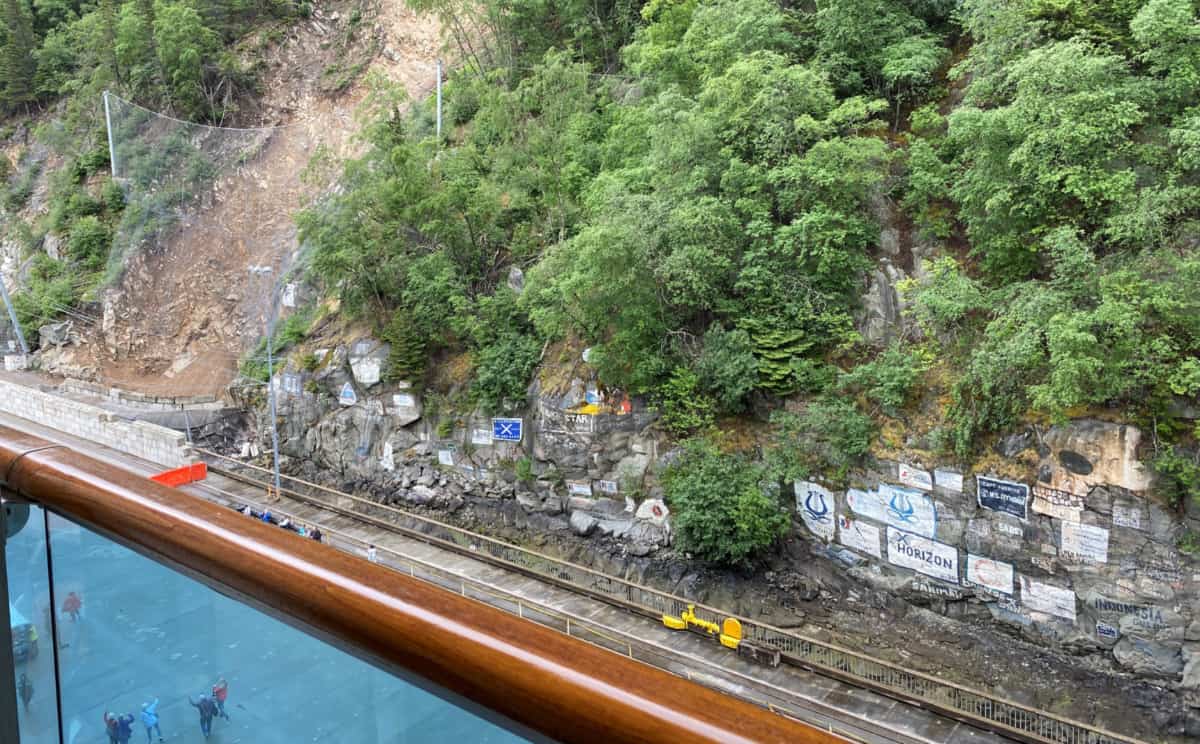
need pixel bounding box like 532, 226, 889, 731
1, 409, 1012, 744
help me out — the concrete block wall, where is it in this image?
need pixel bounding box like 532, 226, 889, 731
0, 378, 193, 467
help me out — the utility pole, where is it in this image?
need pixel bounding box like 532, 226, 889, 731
103, 90, 118, 179
436, 58, 443, 140
0, 274, 28, 355
250, 265, 282, 500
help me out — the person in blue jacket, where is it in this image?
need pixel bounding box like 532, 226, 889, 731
188, 693, 217, 738
115, 713, 135, 744
141, 698, 164, 743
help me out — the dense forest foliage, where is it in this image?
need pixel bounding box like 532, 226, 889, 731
5, 0, 1200, 562
296, 0, 1200, 560
0, 0, 299, 328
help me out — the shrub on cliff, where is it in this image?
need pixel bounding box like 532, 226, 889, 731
663, 439, 788, 566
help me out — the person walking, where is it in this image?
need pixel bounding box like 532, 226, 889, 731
188, 694, 217, 738
140, 698, 164, 743
115, 713, 135, 744
62, 591, 82, 621
211, 678, 230, 721
103, 711, 120, 744
17, 672, 32, 712
367, 544, 378, 563
310, 526, 323, 543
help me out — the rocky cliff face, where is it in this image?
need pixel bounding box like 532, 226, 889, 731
245, 337, 1200, 735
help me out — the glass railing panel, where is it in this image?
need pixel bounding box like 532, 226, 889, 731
5, 504, 59, 744
29, 510, 533, 744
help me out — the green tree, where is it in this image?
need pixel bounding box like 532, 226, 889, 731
663, 439, 788, 565
1, 0, 39, 110
154, 1, 217, 118
949, 38, 1149, 279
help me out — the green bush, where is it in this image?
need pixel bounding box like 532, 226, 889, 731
66, 215, 111, 273
654, 367, 716, 437
514, 456, 534, 483
663, 439, 788, 566
694, 324, 759, 413
11, 254, 78, 332
473, 332, 540, 414
1151, 444, 1200, 509
840, 344, 928, 417
767, 398, 874, 483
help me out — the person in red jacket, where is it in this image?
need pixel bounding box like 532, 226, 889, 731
211, 678, 230, 720
62, 591, 82, 621
103, 711, 120, 744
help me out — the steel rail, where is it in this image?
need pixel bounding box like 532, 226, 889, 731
195, 446, 1147, 744
193, 477, 927, 744
0, 426, 840, 744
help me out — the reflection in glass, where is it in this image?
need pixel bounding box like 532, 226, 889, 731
6, 505, 59, 744
8, 506, 534, 743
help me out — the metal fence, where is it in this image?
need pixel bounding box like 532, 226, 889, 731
196, 449, 1144, 744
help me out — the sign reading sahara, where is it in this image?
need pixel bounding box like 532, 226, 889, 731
796, 481, 836, 541
966, 554, 1014, 595
338, 382, 357, 406
1019, 576, 1076, 622
898, 463, 933, 491
492, 418, 523, 442
886, 528, 959, 583
1060, 521, 1109, 564
838, 516, 881, 558
976, 476, 1029, 520
847, 485, 937, 538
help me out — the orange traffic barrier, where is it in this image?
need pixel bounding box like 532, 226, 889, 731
150, 462, 208, 487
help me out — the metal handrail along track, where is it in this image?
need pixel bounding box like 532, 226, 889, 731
0, 426, 837, 744
194, 448, 1145, 744
193, 477, 918, 744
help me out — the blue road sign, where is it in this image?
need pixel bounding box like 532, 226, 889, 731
492, 418, 523, 442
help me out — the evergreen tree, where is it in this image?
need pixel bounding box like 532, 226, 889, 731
98, 0, 121, 87
1, 0, 39, 111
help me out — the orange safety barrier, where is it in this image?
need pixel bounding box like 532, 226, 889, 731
150, 462, 208, 487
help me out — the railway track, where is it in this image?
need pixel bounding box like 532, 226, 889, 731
193, 447, 1144, 744
188, 475, 904, 743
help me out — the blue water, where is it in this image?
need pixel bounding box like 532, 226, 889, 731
7, 507, 532, 743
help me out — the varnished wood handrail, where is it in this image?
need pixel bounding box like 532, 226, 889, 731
0, 426, 840, 744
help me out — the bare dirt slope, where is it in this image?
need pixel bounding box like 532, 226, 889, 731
41, 1, 440, 397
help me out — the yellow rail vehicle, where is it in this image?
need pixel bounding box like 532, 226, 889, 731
662, 605, 780, 666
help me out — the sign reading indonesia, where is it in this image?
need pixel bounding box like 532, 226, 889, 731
977, 476, 1029, 520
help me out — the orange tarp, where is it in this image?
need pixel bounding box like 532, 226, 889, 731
150, 462, 208, 487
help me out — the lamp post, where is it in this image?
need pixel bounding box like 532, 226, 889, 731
249, 265, 282, 500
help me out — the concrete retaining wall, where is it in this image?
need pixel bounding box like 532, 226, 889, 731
0, 378, 194, 467
60, 379, 223, 411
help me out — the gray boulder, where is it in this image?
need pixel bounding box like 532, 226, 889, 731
38, 320, 72, 348
1113, 637, 1184, 676
569, 511, 598, 537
